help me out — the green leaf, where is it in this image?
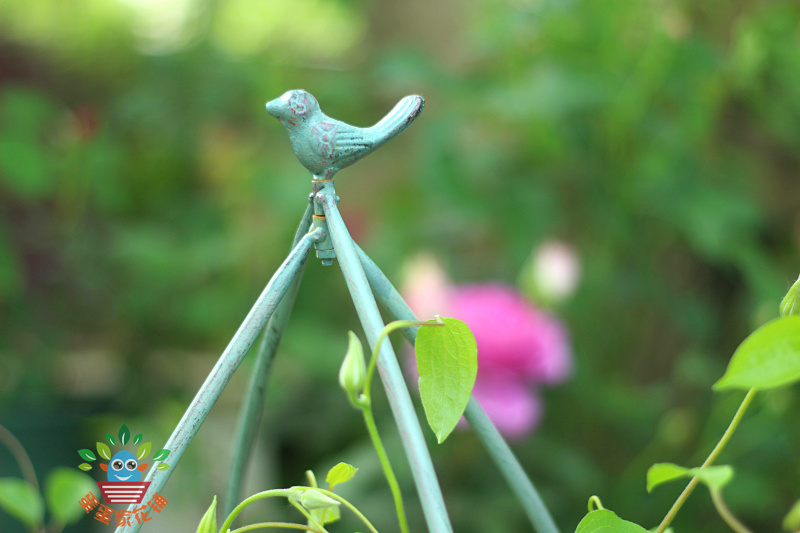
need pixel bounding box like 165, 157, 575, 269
575, 509, 649, 533
691, 465, 735, 491
314, 503, 340, 525
78, 463, 92, 471
0, 478, 44, 528
783, 499, 800, 532
714, 316, 800, 391
96, 442, 111, 461
646, 463, 690, 493
195, 496, 217, 533
647, 463, 734, 493
156, 463, 170, 471
119, 424, 130, 445
325, 462, 357, 490
105, 434, 116, 446
133, 433, 143, 445
153, 449, 170, 461
415, 317, 477, 443
137, 442, 152, 461
45, 468, 96, 525
78, 449, 96, 462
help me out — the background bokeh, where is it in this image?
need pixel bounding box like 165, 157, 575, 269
1, 0, 800, 531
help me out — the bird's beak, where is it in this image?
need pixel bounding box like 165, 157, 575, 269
265, 98, 280, 118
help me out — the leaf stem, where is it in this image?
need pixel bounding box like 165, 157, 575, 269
654, 388, 757, 533
361, 402, 409, 533
710, 490, 752, 533
353, 318, 441, 533
229, 522, 325, 533
219, 489, 294, 533
288, 501, 327, 533
308, 488, 381, 533
0, 423, 39, 491
364, 319, 441, 399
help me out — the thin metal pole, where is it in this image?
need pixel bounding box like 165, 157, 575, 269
355, 244, 561, 533
317, 181, 454, 533
224, 203, 315, 517
115, 228, 321, 533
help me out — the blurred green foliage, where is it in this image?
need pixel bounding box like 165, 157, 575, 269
0, 0, 799, 532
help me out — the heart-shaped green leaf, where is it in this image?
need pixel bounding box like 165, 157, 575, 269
714, 316, 800, 391
78, 449, 96, 462
415, 317, 477, 443
647, 463, 734, 493
45, 468, 96, 525
0, 478, 44, 528
575, 509, 648, 533
326, 463, 357, 490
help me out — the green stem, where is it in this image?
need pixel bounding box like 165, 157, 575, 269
710, 490, 752, 533
0, 423, 39, 491
588, 496, 604, 512
289, 501, 327, 533
355, 318, 442, 533
362, 403, 409, 533
219, 487, 377, 533
219, 489, 294, 533
654, 388, 757, 533
308, 488, 381, 533
364, 319, 441, 399
229, 522, 325, 533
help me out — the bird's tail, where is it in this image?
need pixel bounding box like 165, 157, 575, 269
369, 95, 425, 141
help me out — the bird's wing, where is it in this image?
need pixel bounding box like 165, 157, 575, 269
331, 128, 375, 164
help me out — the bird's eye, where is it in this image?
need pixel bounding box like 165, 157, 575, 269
112, 460, 124, 471
126, 459, 138, 470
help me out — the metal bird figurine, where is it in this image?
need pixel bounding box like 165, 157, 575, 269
266, 90, 424, 180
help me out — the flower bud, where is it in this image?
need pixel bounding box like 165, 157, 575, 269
194, 496, 217, 533
289, 487, 341, 510
781, 275, 800, 318
339, 331, 366, 398
521, 240, 581, 307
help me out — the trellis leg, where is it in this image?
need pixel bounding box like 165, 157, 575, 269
316, 182, 454, 533
115, 227, 322, 533
355, 244, 561, 533
224, 203, 314, 518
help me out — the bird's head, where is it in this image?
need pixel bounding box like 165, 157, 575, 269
266, 90, 319, 127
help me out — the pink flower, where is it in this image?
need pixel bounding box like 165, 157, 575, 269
402, 254, 572, 439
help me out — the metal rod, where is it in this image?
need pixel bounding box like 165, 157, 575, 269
317, 181, 454, 533
224, 203, 315, 518
355, 244, 561, 533
115, 228, 321, 533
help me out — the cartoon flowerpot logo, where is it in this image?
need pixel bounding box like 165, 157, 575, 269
77, 424, 170, 504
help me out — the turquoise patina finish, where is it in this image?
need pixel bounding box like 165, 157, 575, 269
265, 89, 424, 180
114, 92, 558, 533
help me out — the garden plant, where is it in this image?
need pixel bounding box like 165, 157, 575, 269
2, 79, 800, 533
